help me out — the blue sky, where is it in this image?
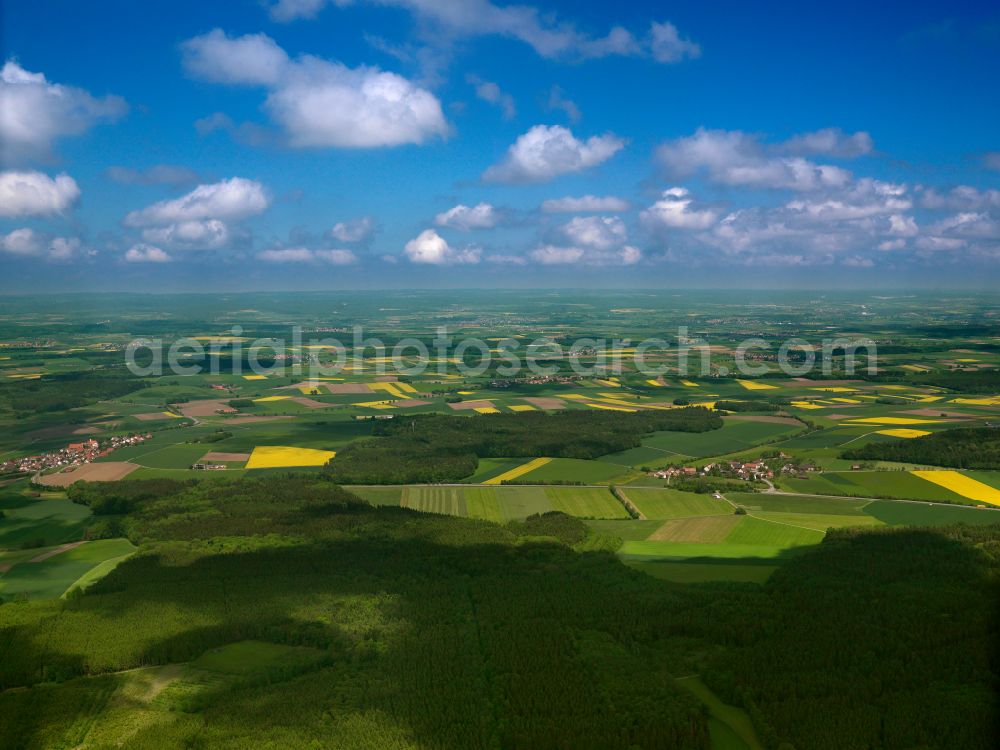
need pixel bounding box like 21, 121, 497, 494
1, 0, 999, 290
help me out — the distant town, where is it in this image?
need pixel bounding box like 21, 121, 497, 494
1, 433, 151, 476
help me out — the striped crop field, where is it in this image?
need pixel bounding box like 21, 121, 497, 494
543, 487, 629, 519
401, 486, 468, 516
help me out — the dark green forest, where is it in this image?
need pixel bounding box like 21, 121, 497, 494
2, 477, 998, 749
325, 408, 722, 483
842, 427, 1000, 469
0, 370, 145, 417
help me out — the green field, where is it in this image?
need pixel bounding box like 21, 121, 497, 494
464, 486, 506, 523
676, 676, 764, 750
401, 486, 468, 516
344, 485, 404, 506
863, 500, 1000, 526
751, 511, 883, 531
0, 492, 91, 549
517, 457, 633, 484
190, 640, 327, 676
619, 540, 808, 560
493, 486, 553, 519
650, 515, 742, 542
729, 492, 871, 515
584, 519, 665, 541
723, 516, 825, 547
543, 486, 629, 519
382, 485, 634, 522
620, 488, 732, 519
0, 538, 136, 599
622, 419, 803, 462
778, 471, 974, 503
462, 457, 525, 483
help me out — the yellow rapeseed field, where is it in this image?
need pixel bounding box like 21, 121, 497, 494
846, 417, 940, 425
586, 403, 637, 412
950, 396, 1000, 406
354, 400, 395, 409
737, 379, 778, 390
484, 457, 552, 485
242, 374, 268, 380
254, 395, 291, 402
876, 428, 930, 438
508, 404, 536, 411
245, 446, 336, 469
368, 382, 409, 398
790, 401, 824, 409
474, 406, 501, 414
911, 471, 1000, 506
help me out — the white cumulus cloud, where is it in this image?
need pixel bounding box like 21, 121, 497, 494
124, 178, 268, 227
0, 227, 42, 255
784, 179, 910, 221
141, 220, 231, 250
315, 248, 358, 264
182, 30, 449, 149
530, 245, 584, 264
656, 128, 852, 191
182, 29, 290, 86
649, 22, 701, 63
919, 185, 1000, 211
560, 215, 627, 250
330, 216, 375, 242
256, 246, 357, 264
125, 244, 172, 263
0, 170, 80, 217
434, 202, 499, 230
484, 125, 624, 183
1, 228, 83, 260
541, 195, 630, 213
0, 60, 126, 163
404, 229, 481, 264
530, 243, 640, 266
531, 215, 639, 265
640, 187, 718, 230
781, 128, 874, 158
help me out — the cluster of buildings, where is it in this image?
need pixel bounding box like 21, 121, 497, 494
720, 460, 776, 481
650, 458, 807, 482
649, 466, 701, 479
1, 433, 151, 475
489, 374, 579, 388
649, 461, 777, 481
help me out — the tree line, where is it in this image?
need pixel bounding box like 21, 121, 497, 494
325, 408, 723, 484
842, 427, 1000, 469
